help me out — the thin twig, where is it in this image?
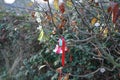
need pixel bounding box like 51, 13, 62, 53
69, 36, 95, 43
47, 1, 61, 36
71, 0, 91, 29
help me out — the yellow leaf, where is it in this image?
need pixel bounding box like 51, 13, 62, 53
53, 13, 58, 23
103, 27, 108, 37
97, 14, 100, 22
38, 29, 44, 41
97, 14, 100, 19
53, 16, 57, 23
115, 30, 118, 32
27, 2, 33, 7
38, 29, 48, 42
66, 0, 72, 7
91, 18, 97, 25
54, 0, 59, 10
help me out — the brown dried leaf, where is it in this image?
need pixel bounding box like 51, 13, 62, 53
107, 6, 112, 13
59, 3, 65, 14
69, 55, 73, 62
31, 12, 35, 18
64, 74, 69, 80
112, 3, 119, 23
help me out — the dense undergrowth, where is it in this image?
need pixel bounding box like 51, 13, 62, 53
0, 0, 120, 80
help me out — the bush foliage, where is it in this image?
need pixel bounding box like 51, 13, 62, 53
0, 0, 120, 80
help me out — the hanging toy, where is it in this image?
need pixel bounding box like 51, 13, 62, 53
53, 37, 68, 66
